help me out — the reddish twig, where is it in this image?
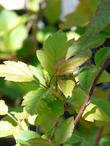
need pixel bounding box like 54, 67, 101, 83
74, 57, 110, 126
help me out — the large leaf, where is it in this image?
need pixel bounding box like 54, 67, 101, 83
55, 117, 74, 144
0, 61, 34, 82
37, 31, 72, 74
22, 88, 46, 114
0, 100, 8, 115
44, 0, 61, 24
0, 121, 14, 137
61, 0, 95, 29
67, 0, 110, 58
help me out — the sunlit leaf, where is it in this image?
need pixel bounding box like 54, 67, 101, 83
0, 61, 34, 82
0, 121, 14, 137
58, 80, 75, 98
0, 100, 8, 115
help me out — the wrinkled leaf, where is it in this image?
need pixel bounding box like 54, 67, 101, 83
0, 61, 34, 82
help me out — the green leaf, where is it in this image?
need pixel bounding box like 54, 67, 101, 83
0, 100, 8, 115
55, 117, 74, 144
37, 31, 72, 74
61, 0, 94, 29
22, 88, 46, 114
67, 0, 110, 58
28, 138, 51, 146
58, 80, 75, 98
95, 47, 110, 66
15, 130, 39, 142
0, 121, 14, 137
0, 10, 27, 53
0, 61, 34, 82
44, 0, 61, 24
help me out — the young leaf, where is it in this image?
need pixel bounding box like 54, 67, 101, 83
22, 88, 46, 114
0, 100, 8, 115
55, 117, 74, 144
54, 55, 89, 75
95, 47, 110, 66
37, 31, 72, 74
0, 121, 14, 137
0, 61, 34, 82
58, 80, 75, 98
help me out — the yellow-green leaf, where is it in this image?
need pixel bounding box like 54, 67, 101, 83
58, 80, 75, 98
0, 121, 14, 137
0, 100, 8, 115
0, 61, 34, 82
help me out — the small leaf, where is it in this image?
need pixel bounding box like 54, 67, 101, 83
0, 121, 14, 137
22, 88, 46, 114
55, 117, 74, 144
95, 47, 110, 66
0, 100, 8, 115
28, 138, 51, 146
0, 61, 34, 82
58, 80, 75, 98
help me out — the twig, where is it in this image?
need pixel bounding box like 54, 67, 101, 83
74, 57, 110, 126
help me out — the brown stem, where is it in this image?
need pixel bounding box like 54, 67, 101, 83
74, 57, 110, 126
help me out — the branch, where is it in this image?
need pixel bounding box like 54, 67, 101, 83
74, 57, 110, 126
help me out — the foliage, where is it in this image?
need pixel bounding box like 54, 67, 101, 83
0, 0, 110, 146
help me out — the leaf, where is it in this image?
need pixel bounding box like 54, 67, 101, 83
37, 31, 72, 74
67, 0, 110, 58
54, 55, 89, 75
58, 80, 75, 98
55, 117, 74, 144
22, 88, 46, 114
0, 100, 8, 115
95, 47, 110, 66
15, 130, 39, 142
0, 121, 14, 137
61, 0, 94, 29
44, 0, 61, 24
78, 66, 110, 91
0, 10, 27, 52
28, 138, 51, 146
0, 61, 34, 82
82, 103, 110, 122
